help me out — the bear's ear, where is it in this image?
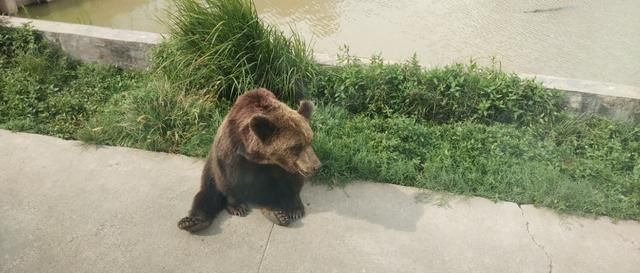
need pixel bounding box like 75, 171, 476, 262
298, 100, 314, 120
250, 115, 277, 143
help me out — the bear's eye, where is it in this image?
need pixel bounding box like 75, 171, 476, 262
289, 144, 304, 155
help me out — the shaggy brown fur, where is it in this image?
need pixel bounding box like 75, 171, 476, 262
178, 88, 321, 232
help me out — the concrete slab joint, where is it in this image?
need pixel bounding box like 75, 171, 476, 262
255, 224, 275, 273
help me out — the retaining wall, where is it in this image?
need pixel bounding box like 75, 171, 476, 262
4, 17, 162, 70
3, 16, 639, 122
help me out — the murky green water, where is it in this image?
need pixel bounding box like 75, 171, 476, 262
19, 0, 640, 86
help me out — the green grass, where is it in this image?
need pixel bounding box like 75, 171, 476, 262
312, 50, 564, 126
312, 107, 639, 218
154, 0, 316, 103
78, 80, 229, 156
1, 7, 638, 220
0, 24, 142, 139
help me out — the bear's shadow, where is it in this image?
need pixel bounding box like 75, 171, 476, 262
300, 181, 425, 232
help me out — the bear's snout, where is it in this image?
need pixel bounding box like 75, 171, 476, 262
297, 147, 322, 176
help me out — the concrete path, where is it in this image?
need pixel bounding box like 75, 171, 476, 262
1, 129, 638, 273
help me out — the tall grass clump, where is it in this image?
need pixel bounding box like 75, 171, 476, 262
78, 80, 229, 157
154, 0, 316, 103
311, 49, 564, 125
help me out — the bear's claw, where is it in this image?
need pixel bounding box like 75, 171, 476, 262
226, 203, 249, 217
261, 207, 304, 226
289, 208, 305, 221
261, 209, 290, 226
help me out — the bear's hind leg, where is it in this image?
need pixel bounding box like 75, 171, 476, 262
178, 156, 228, 233
178, 183, 226, 233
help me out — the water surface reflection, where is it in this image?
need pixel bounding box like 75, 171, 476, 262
19, 0, 640, 86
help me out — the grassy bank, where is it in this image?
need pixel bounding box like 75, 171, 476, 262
312, 51, 564, 126
0, 22, 143, 139
1, 2, 639, 220
311, 107, 639, 218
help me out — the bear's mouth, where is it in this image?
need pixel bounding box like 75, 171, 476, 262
298, 169, 314, 177
295, 162, 322, 177
280, 163, 315, 177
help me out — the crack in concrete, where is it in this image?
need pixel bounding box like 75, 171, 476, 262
256, 224, 275, 273
518, 204, 553, 273
523, 6, 573, 14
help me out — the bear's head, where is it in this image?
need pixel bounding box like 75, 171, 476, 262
237, 89, 322, 177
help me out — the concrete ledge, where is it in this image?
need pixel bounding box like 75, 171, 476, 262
520, 74, 640, 122
3, 16, 639, 122
520, 74, 640, 100
4, 16, 163, 69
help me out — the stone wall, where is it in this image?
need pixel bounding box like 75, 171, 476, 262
3, 16, 639, 122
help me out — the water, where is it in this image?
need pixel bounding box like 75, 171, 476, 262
19, 0, 640, 87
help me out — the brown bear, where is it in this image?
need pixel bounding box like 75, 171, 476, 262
178, 88, 322, 232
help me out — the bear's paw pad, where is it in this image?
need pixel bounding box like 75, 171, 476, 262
177, 216, 211, 232
261, 209, 293, 226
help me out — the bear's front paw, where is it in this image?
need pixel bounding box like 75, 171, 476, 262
261, 208, 305, 226
261, 208, 291, 226
177, 216, 212, 233
226, 202, 249, 217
